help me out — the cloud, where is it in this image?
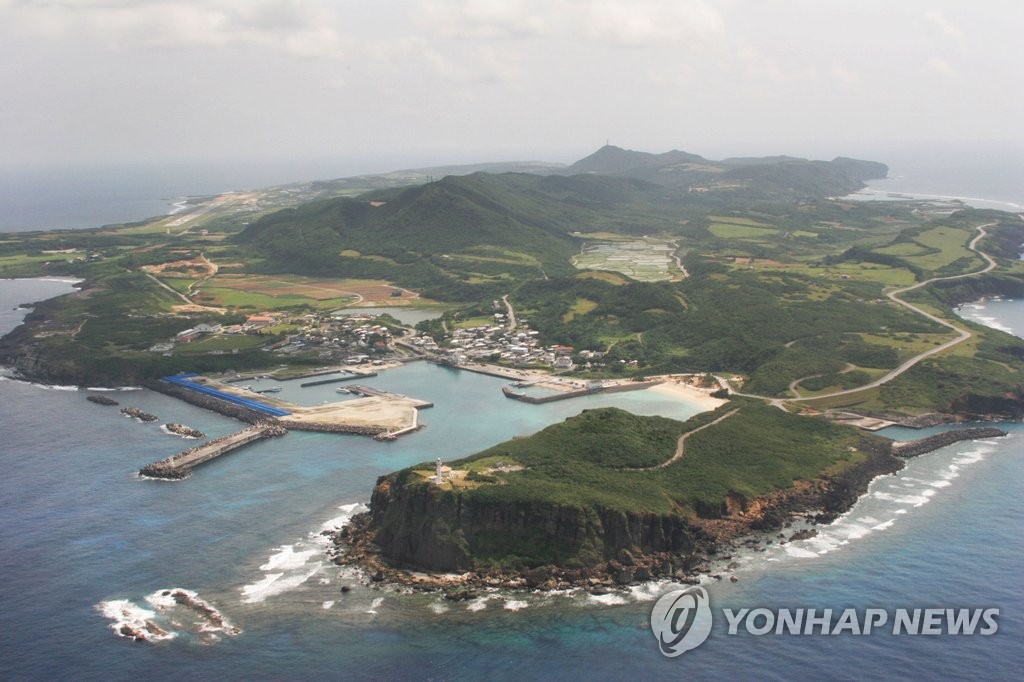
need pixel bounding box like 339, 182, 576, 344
575, 0, 724, 48
417, 0, 547, 40
924, 9, 966, 52
3, 0, 348, 58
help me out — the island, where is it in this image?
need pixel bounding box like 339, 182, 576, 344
2, 145, 1024, 587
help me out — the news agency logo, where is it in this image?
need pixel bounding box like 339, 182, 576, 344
649, 587, 713, 657
651, 588, 1000, 658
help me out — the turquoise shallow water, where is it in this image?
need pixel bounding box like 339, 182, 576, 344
1, 282, 1022, 680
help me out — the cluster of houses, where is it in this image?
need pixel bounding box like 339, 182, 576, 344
149, 312, 395, 360
148, 306, 617, 373
410, 314, 605, 371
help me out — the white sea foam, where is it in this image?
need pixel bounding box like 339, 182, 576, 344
627, 581, 671, 602
784, 545, 819, 558
428, 601, 449, 615
318, 502, 369, 534
466, 595, 495, 612
241, 504, 370, 603
240, 568, 320, 603
260, 545, 318, 572
97, 599, 177, 642
367, 597, 384, 615
322, 601, 335, 610
143, 588, 240, 636
503, 599, 529, 611
586, 592, 628, 606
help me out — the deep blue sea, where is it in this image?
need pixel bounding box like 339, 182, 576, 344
1, 156, 1023, 680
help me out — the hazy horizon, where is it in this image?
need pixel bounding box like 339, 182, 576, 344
2, 1, 1021, 172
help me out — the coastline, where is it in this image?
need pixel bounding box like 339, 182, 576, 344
324, 426, 1007, 596
848, 186, 1024, 214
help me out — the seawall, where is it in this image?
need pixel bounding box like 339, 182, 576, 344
891, 427, 1008, 458
501, 380, 660, 404
139, 423, 287, 480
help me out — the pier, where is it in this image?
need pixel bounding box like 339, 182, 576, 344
140, 423, 287, 480
299, 372, 374, 387
501, 379, 661, 404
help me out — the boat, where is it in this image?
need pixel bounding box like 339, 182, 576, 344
335, 387, 350, 394
256, 387, 282, 394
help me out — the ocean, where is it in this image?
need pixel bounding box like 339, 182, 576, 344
0, 159, 376, 233
859, 143, 1024, 212
1, 156, 1023, 679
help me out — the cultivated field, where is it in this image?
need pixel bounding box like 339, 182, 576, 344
573, 238, 679, 282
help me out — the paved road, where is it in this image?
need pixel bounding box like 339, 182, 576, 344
725, 222, 998, 404
502, 294, 517, 331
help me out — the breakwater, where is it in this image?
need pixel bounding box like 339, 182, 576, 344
163, 423, 206, 439
501, 379, 661, 404
282, 422, 387, 436
891, 427, 1008, 458
147, 380, 270, 424
161, 374, 291, 417
121, 407, 158, 422
300, 373, 373, 387
139, 423, 287, 480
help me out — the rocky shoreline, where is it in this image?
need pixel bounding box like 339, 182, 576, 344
326, 427, 1011, 596
326, 445, 903, 595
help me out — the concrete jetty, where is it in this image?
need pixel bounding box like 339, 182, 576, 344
300, 372, 374, 387
501, 379, 661, 404
139, 423, 287, 480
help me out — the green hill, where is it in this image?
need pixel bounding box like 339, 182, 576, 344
364, 403, 897, 570
560, 144, 887, 195
236, 171, 688, 299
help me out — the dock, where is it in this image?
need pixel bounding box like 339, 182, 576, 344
139, 423, 287, 480
299, 372, 374, 387
501, 379, 661, 404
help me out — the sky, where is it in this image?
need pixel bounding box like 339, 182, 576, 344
1, 0, 1022, 174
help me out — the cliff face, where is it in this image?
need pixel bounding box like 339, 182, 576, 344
367, 473, 699, 572
363, 445, 904, 573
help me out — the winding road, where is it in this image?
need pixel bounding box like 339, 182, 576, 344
726, 222, 998, 405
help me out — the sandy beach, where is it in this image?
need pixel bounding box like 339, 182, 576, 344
646, 376, 727, 411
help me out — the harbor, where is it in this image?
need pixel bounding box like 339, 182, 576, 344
137, 365, 721, 480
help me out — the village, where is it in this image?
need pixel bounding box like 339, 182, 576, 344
148, 299, 616, 375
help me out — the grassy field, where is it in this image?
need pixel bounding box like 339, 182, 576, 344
155, 273, 424, 311
563, 297, 599, 322
876, 225, 983, 274
709, 223, 779, 239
